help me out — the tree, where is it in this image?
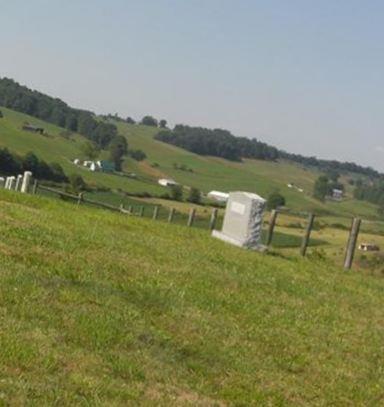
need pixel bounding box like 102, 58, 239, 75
313, 175, 329, 201
69, 174, 86, 193
169, 184, 183, 201
0, 110, 3, 118
129, 149, 147, 161
126, 117, 136, 124
81, 141, 99, 160
22, 152, 40, 173
141, 116, 158, 127
109, 135, 128, 171
0, 148, 21, 174
326, 169, 340, 183
159, 119, 167, 128
267, 191, 286, 210
50, 163, 67, 182
187, 187, 201, 204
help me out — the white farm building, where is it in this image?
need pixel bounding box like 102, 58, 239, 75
158, 178, 178, 187
207, 190, 229, 203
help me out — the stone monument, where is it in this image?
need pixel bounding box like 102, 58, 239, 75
212, 191, 266, 250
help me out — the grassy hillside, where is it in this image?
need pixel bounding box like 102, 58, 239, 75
0, 108, 164, 194
0, 107, 380, 220
0, 189, 384, 404
115, 121, 381, 219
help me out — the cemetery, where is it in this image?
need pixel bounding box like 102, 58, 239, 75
1, 170, 381, 272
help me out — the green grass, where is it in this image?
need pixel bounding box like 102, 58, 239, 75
115, 120, 382, 220
0, 107, 381, 220
0, 108, 164, 194
0, 189, 384, 404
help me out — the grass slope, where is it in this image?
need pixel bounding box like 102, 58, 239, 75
0, 108, 164, 194
116, 121, 381, 219
1, 189, 384, 404
0, 107, 379, 219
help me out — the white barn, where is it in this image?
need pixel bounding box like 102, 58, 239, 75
158, 178, 178, 187
207, 190, 229, 203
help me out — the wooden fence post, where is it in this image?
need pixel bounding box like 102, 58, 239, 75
344, 218, 361, 270
77, 192, 84, 205
209, 208, 218, 230
152, 205, 159, 220
168, 207, 175, 223
32, 180, 38, 195
300, 213, 315, 256
187, 208, 196, 227
266, 209, 278, 246
139, 206, 144, 217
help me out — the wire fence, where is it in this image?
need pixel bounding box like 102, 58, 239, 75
1, 172, 384, 272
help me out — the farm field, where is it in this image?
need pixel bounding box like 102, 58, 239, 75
0, 188, 384, 404
0, 107, 382, 222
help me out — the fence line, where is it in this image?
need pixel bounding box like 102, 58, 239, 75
1, 173, 380, 270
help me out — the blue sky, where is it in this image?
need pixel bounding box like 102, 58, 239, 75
2, 0, 384, 171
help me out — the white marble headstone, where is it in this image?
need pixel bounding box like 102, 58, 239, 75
212, 191, 266, 250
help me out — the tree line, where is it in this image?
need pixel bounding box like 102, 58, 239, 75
155, 125, 279, 162
0, 78, 117, 149
155, 125, 381, 178
0, 148, 67, 182
353, 180, 384, 208
1, 77, 380, 179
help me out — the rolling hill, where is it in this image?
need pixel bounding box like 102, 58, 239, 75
0, 103, 381, 221
0, 188, 384, 404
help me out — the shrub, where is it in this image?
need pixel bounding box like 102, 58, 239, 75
129, 149, 147, 161
69, 174, 87, 194
169, 185, 183, 201
187, 187, 201, 204
267, 191, 286, 210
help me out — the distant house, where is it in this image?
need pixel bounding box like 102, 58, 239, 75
76, 159, 115, 172
158, 178, 178, 187
359, 243, 380, 252
332, 189, 343, 200
22, 124, 44, 135
207, 190, 229, 203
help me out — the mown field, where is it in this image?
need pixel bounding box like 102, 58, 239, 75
1, 189, 384, 404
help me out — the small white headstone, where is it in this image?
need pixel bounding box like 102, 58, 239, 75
21, 171, 32, 193
212, 191, 266, 250
15, 174, 23, 191
8, 176, 16, 190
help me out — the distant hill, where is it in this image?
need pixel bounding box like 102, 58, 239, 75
155, 125, 381, 179
0, 77, 382, 219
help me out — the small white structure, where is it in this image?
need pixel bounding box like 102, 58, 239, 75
332, 189, 343, 200
359, 243, 380, 252
15, 174, 23, 191
8, 176, 16, 190
207, 190, 229, 203
158, 178, 178, 187
21, 171, 32, 193
73, 159, 80, 165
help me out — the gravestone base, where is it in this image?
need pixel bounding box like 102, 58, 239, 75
212, 230, 267, 251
